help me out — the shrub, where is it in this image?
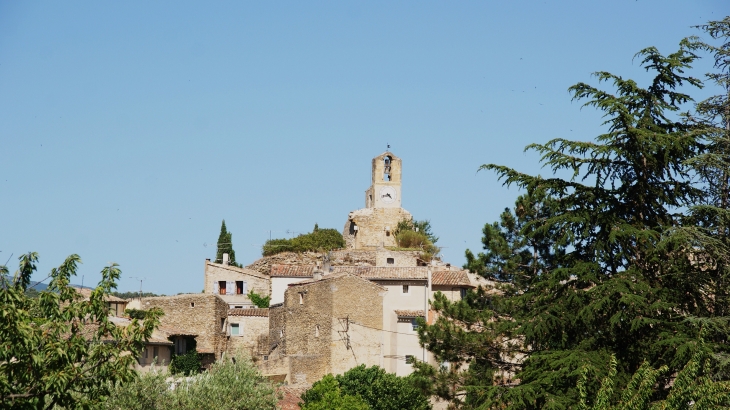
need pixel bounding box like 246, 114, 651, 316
248, 290, 271, 308
124, 308, 149, 320
262, 227, 345, 256
169, 349, 201, 376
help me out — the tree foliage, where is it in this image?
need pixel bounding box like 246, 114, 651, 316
169, 348, 201, 376
215, 219, 240, 267
301, 365, 431, 410
247, 290, 271, 308
262, 226, 345, 256
0, 253, 162, 409
418, 30, 730, 409
102, 352, 279, 410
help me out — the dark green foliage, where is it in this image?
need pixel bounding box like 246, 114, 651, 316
393, 218, 440, 261
394, 218, 439, 244
463, 189, 564, 284
577, 337, 730, 409
111, 291, 160, 299
215, 219, 240, 267
124, 308, 150, 320
417, 38, 730, 409
169, 349, 201, 376
248, 290, 271, 308
299, 375, 369, 410
302, 365, 431, 410
0, 253, 162, 409
262, 227, 345, 256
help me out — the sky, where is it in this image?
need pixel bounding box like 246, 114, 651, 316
1, 1, 727, 295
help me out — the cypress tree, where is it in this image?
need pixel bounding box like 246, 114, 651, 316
215, 220, 237, 266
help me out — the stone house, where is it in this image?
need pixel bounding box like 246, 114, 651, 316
226, 307, 270, 358
72, 286, 128, 317
204, 259, 270, 308
260, 273, 384, 385
140, 294, 229, 367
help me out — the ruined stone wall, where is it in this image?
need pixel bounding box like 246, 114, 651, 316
344, 207, 413, 250
247, 250, 378, 276
204, 261, 270, 306
226, 315, 270, 357
142, 294, 229, 359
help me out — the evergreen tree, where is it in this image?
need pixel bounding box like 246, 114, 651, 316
418, 40, 724, 409
215, 220, 238, 267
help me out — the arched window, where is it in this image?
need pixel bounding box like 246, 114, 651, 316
383, 156, 392, 181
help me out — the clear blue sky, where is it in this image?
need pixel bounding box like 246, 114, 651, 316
1, 1, 726, 294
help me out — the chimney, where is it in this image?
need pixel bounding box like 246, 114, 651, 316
222, 253, 229, 266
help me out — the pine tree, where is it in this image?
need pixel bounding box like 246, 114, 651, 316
215, 220, 237, 266
418, 40, 725, 409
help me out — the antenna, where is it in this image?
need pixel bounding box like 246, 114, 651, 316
129, 276, 147, 299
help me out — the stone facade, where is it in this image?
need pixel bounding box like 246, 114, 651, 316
344, 151, 415, 250
260, 274, 384, 385
141, 294, 229, 361
204, 260, 270, 307
226, 308, 270, 358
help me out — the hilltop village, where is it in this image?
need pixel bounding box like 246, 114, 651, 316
114, 152, 494, 384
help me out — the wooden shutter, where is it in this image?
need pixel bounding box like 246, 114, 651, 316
226, 281, 234, 295
213, 282, 219, 294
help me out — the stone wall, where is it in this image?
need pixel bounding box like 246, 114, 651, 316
269, 274, 384, 385
246, 250, 378, 276
375, 249, 420, 267
344, 207, 413, 250
204, 261, 270, 306
142, 294, 229, 359
226, 314, 270, 357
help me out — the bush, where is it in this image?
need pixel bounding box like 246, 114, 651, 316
169, 349, 201, 376
103, 352, 279, 410
262, 227, 345, 256
302, 365, 431, 410
248, 290, 271, 308
124, 308, 149, 320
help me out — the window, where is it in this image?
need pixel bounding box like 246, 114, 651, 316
299, 293, 304, 305
144, 347, 148, 359
460, 288, 467, 299
402, 285, 409, 294
190, 302, 195, 308
153, 346, 158, 359
315, 325, 320, 338
405, 355, 414, 364
263, 355, 269, 361
234, 305, 243, 309
411, 318, 419, 331
279, 330, 283, 338
236, 281, 246, 295
218, 281, 227, 295
230, 323, 240, 336
386, 257, 394, 265
384, 156, 392, 181
220, 318, 226, 332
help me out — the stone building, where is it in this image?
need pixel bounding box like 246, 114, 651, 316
343, 152, 413, 250
204, 259, 270, 308
141, 294, 229, 367
260, 273, 384, 385
226, 307, 270, 358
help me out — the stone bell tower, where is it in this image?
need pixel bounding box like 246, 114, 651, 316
365, 152, 402, 209
343, 152, 412, 250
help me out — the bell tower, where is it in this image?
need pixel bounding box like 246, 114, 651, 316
365, 152, 402, 209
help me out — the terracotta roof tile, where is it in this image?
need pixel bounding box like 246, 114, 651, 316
432, 270, 474, 287
394, 310, 425, 318
271, 265, 314, 277
72, 287, 128, 302
332, 266, 428, 280
228, 308, 269, 317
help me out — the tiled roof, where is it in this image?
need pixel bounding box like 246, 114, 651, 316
228, 308, 269, 317
332, 266, 429, 280
394, 310, 425, 318
432, 270, 474, 287
271, 265, 314, 277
